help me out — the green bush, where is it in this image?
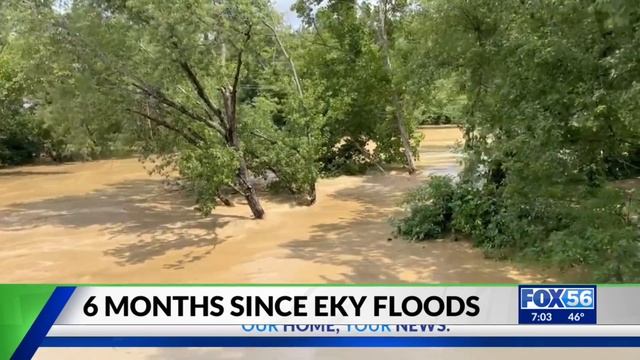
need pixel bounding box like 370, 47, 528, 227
395, 176, 640, 282
0, 115, 46, 166
419, 113, 453, 126
320, 140, 371, 176
394, 176, 455, 240
177, 146, 238, 216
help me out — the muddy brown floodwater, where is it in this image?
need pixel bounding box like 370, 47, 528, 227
0, 127, 554, 283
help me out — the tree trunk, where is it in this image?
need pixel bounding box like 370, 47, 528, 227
393, 96, 417, 174
264, 20, 319, 204
223, 87, 265, 219
378, 0, 417, 174
307, 182, 317, 205
218, 25, 264, 219
217, 191, 233, 207
237, 156, 265, 219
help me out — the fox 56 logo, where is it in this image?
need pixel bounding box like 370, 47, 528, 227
520, 287, 595, 310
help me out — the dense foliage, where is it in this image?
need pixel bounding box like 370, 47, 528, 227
2, 0, 640, 280
396, 0, 640, 282
1, 0, 422, 216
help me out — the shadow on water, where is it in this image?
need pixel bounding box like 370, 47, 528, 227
280, 173, 547, 284
0, 179, 247, 269
0, 170, 70, 177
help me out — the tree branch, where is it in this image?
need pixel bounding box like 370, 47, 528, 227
262, 20, 304, 98
128, 109, 202, 147
165, 35, 226, 129
249, 130, 303, 156
179, 60, 226, 126
131, 82, 226, 137
352, 140, 386, 174
232, 24, 253, 95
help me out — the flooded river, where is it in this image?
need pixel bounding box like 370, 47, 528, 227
0, 127, 552, 283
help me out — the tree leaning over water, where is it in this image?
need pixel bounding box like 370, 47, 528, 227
12, 0, 331, 218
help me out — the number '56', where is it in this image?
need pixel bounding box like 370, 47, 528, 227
565, 290, 593, 307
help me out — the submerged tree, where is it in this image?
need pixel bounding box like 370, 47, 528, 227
16, 0, 328, 218
293, 0, 420, 174
376, 0, 416, 173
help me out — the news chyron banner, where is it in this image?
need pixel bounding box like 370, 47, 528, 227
3, 284, 640, 359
